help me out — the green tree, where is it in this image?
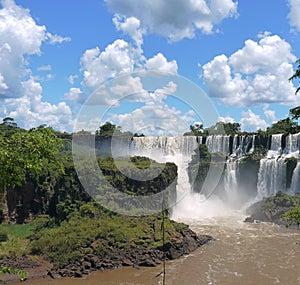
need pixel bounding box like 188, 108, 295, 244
289, 59, 300, 94
289, 106, 300, 120
288, 59, 300, 119
0, 126, 63, 221
95, 122, 121, 137
282, 205, 300, 228
189, 123, 203, 136
204, 122, 240, 135
266, 117, 298, 134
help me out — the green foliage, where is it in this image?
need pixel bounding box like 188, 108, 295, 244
0, 223, 34, 258
240, 147, 267, 163
189, 123, 203, 136
282, 205, 300, 228
289, 106, 300, 120
256, 192, 300, 225
130, 156, 151, 169
289, 58, 300, 94
188, 144, 212, 192
0, 231, 8, 242
287, 59, 300, 120
97, 156, 177, 197
204, 122, 241, 135
0, 125, 63, 191
279, 192, 300, 228
266, 117, 298, 135
95, 122, 133, 137
0, 266, 28, 282
30, 212, 182, 268
0, 223, 33, 239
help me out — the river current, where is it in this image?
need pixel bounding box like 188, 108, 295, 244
23, 210, 300, 285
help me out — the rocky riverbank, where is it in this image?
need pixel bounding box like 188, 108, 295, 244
244, 191, 300, 228
1, 228, 212, 283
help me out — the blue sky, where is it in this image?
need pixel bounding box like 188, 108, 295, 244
0, 0, 299, 134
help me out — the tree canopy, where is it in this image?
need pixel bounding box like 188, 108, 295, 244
288, 59, 300, 120
0, 125, 63, 190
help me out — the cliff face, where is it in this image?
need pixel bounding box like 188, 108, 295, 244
1, 155, 177, 224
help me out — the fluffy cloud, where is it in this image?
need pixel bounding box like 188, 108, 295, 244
0, 0, 73, 130
203, 34, 298, 107
80, 40, 134, 90
288, 0, 300, 31
64, 87, 84, 102
263, 106, 276, 123
110, 104, 190, 136
217, 115, 235, 123
240, 110, 267, 131
73, 37, 178, 106
145, 53, 178, 74
105, 0, 238, 42
113, 16, 144, 50
1, 78, 73, 131
0, 0, 46, 97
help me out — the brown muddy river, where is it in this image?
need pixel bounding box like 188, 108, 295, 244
22, 211, 300, 285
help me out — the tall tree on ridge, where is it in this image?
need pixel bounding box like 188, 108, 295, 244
288, 59, 300, 120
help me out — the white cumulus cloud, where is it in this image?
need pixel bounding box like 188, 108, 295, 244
80, 40, 134, 90
240, 110, 267, 132
218, 115, 235, 123
288, 0, 300, 32
145, 53, 178, 74
2, 78, 73, 131
110, 104, 190, 136
105, 0, 238, 42
0, 0, 73, 130
203, 33, 298, 107
263, 105, 276, 123
70, 38, 178, 106
64, 87, 84, 102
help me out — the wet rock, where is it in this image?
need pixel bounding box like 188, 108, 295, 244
244, 216, 255, 223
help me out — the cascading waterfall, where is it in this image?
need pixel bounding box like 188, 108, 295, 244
130, 136, 200, 203
108, 131, 300, 214
224, 159, 239, 196
289, 162, 300, 194
256, 134, 286, 200
285, 133, 300, 156
205, 135, 230, 154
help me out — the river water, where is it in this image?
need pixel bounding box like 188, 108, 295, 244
23, 209, 300, 285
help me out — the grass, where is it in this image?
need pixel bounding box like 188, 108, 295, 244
0, 223, 34, 258
0, 223, 33, 239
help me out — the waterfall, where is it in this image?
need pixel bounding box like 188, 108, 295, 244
256, 134, 286, 200
289, 162, 300, 194
249, 134, 256, 153
224, 158, 239, 200
268, 134, 283, 157
106, 132, 300, 207
205, 135, 230, 153
256, 157, 287, 199
130, 136, 200, 203
285, 133, 300, 156
231, 134, 256, 157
